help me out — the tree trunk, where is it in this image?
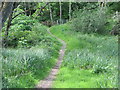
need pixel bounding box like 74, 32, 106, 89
0, 2, 4, 11
59, 1, 62, 24
49, 3, 53, 25
24, 2, 27, 15
69, 1, 72, 20
0, 2, 2, 49
2, 2, 19, 47
2, 7, 14, 47
0, 2, 14, 28
28, 2, 31, 16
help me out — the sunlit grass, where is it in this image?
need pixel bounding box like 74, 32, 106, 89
53, 67, 113, 88
50, 23, 118, 88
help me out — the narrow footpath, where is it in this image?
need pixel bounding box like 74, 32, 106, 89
36, 29, 66, 88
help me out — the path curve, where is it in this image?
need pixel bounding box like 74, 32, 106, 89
36, 29, 66, 88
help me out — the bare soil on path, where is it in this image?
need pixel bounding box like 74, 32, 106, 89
36, 29, 66, 88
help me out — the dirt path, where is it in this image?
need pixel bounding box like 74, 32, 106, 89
36, 29, 66, 88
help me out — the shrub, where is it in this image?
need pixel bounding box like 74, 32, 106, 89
2, 14, 50, 48
72, 8, 108, 34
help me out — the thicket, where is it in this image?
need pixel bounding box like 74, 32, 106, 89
2, 14, 50, 48
72, 4, 119, 35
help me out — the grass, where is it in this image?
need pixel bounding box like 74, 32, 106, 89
50, 24, 81, 50
2, 24, 62, 88
2, 46, 61, 88
53, 68, 113, 88
2, 21, 118, 88
50, 23, 118, 88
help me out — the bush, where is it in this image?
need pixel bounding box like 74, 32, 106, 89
2, 14, 50, 48
72, 8, 108, 34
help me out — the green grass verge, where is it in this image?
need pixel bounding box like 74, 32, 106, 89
53, 68, 113, 88
50, 23, 118, 88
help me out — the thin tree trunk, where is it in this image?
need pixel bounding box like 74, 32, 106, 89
24, 2, 27, 15
3, 9, 14, 47
49, 3, 53, 25
0, 4, 2, 48
69, 1, 72, 20
59, 1, 62, 24
5, 12, 13, 38
0, 2, 4, 11
28, 2, 30, 16
2, 2, 19, 47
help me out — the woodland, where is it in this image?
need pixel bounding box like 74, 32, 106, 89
0, 2, 119, 88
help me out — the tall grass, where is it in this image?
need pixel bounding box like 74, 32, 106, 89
50, 23, 118, 88
2, 22, 62, 88
2, 48, 54, 88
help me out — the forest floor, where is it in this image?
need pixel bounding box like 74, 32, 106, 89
36, 29, 66, 88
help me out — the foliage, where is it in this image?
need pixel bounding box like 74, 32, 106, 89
50, 23, 118, 88
2, 13, 62, 88
72, 7, 109, 34
2, 48, 50, 88
1, 2, 119, 88
107, 2, 120, 12
2, 34, 61, 88
53, 68, 117, 88
2, 14, 51, 48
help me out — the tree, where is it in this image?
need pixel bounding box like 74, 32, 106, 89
49, 3, 53, 25
0, 2, 14, 27
2, 2, 50, 47
59, 1, 62, 24
2, 2, 19, 47
69, 1, 72, 20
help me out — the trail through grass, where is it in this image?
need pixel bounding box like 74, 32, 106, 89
2, 24, 62, 88
50, 23, 118, 88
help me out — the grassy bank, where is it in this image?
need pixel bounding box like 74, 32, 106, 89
2, 23, 61, 88
50, 23, 118, 88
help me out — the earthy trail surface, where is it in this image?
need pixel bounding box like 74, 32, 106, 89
36, 29, 66, 88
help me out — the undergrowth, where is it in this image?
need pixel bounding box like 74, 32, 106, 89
2, 21, 61, 88
50, 23, 118, 88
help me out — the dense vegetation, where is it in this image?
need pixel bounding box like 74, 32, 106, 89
1, 2, 119, 88
2, 19, 61, 88
2, 12, 61, 87
50, 23, 118, 88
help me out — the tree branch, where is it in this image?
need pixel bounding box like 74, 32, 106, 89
12, 2, 49, 20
